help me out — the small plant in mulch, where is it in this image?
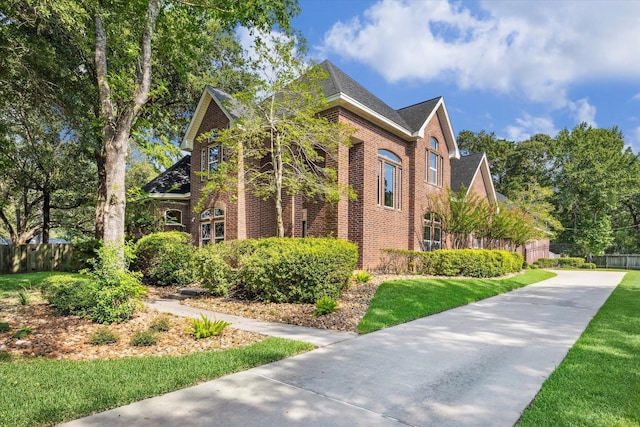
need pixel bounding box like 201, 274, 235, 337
149, 315, 171, 332
0, 351, 12, 361
130, 330, 158, 347
312, 296, 338, 317
190, 314, 230, 339
17, 287, 31, 306
353, 271, 372, 283
89, 327, 119, 345
0, 322, 10, 333
12, 326, 32, 339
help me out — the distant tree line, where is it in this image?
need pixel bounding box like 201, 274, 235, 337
457, 124, 640, 256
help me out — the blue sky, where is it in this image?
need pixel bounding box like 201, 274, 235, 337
285, 0, 640, 152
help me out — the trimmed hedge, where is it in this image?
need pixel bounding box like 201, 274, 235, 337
380, 248, 523, 278
532, 257, 587, 269
193, 244, 236, 296
224, 238, 359, 303
133, 231, 195, 286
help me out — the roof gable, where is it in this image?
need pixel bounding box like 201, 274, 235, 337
450, 152, 497, 205
181, 87, 242, 151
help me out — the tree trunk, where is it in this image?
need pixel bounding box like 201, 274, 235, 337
94, 147, 106, 240
274, 132, 284, 237
42, 190, 50, 244
101, 128, 131, 245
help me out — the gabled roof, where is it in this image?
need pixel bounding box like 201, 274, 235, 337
450, 152, 497, 205
142, 155, 191, 199
181, 87, 244, 151
320, 60, 459, 158
181, 61, 460, 158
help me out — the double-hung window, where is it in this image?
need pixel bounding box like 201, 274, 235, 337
377, 149, 402, 210
427, 137, 443, 186
200, 208, 225, 245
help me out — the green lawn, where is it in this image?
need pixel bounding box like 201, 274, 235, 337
0, 337, 313, 427
0, 272, 72, 298
517, 270, 640, 426
357, 269, 556, 333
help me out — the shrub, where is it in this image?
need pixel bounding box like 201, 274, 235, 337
313, 296, 339, 316
130, 330, 158, 347
190, 314, 230, 339
149, 316, 171, 332
0, 322, 10, 333
41, 274, 98, 316
90, 327, 119, 345
12, 326, 32, 339
42, 245, 146, 324
353, 271, 372, 283
133, 231, 195, 286
65, 238, 102, 272
419, 249, 523, 278
379, 249, 422, 274
581, 262, 597, 269
193, 244, 236, 296
238, 238, 358, 303
532, 257, 587, 269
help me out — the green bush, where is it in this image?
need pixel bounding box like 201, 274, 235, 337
133, 231, 195, 286
130, 329, 158, 347
353, 271, 372, 283
0, 322, 10, 333
90, 327, 119, 345
532, 257, 586, 269
41, 275, 98, 316
41, 245, 146, 324
193, 244, 236, 296
313, 296, 339, 316
418, 249, 524, 278
149, 316, 171, 332
190, 314, 230, 339
581, 262, 597, 269
65, 238, 102, 272
238, 238, 358, 303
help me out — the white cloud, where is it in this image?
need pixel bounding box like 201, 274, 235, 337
503, 113, 558, 142
568, 98, 597, 127
632, 93, 640, 102
319, 0, 640, 108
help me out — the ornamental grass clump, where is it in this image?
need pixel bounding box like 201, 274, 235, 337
190, 314, 230, 339
312, 296, 339, 316
90, 327, 119, 345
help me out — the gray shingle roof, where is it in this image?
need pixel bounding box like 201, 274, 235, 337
450, 152, 485, 193
142, 155, 191, 195
320, 60, 441, 134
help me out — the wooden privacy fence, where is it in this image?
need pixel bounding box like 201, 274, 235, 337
591, 254, 640, 270
0, 244, 73, 274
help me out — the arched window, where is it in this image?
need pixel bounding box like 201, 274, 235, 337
377, 149, 402, 210
426, 137, 443, 186
424, 212, 442, 251
200, 208, 225, 245
164, 209, 182, 225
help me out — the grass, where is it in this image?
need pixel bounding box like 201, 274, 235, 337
517, 270, 640, 426
357, 269, 556, 333
0, 337, 313, 427
0, 272, 72, 298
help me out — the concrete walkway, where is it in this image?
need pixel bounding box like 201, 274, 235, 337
61, 270, 626, 427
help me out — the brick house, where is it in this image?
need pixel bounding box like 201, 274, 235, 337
145, 60, 542, 269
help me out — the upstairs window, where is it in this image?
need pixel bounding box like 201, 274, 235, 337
377, 149, 402, 210
427, 137, 443, 186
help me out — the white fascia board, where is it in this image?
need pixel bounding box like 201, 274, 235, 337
146, 192, 191, 201
326, 93, 415, 140
480, 154, 498, 205
417, 98, 460, 159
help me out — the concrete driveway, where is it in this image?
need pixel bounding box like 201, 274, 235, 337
60, 270, 625, 427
